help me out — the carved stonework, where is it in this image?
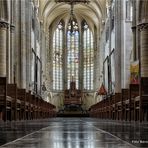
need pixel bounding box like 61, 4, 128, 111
0, 21, 8, 29
138, 23, 148, 31
131, 26, 136, 31
10, 24, 15, 33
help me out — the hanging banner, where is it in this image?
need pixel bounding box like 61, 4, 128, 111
130, 60, 139, 84
97, 83, 107, 95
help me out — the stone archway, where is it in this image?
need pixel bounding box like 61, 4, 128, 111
0, 0, 9, 21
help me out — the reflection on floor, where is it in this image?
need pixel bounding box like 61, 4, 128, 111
0, 118, 148, 148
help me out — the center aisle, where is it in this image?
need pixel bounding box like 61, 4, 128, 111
0, 118, 136, 148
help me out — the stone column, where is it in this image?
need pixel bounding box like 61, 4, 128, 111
79, 28, 83, 90
6, 24, 11, 83
25, 0, 31, 91
131, 0, 137, 61
10, 24, 15, 83
114, 0, 121, 92
139, 23, 148, 77
138, 23, 148, 122
0, 21, 8, 77
63, 27, 67, 89
20, 1, 26, 88
131, 26, 136, 61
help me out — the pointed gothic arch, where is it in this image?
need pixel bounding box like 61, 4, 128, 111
139, 0, 148, 23
0, 0, 9, 21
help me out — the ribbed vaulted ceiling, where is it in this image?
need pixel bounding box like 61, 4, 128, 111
39, 0, 106, 31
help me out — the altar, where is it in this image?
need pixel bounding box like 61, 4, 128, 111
64, 81, 82, 108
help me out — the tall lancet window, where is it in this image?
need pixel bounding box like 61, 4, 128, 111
52, 21, 63, 90
67, 19, 79, 89
83, 21, 94, 90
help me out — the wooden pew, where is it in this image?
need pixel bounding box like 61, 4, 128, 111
89, 103, 98, 118
129, 84, 139, 121
34, 95, 39, 119
110, 94, 115, 120
106, 96, 111, 119
107, 95, 112, 119
102, 96, 109, 119
7, 84, 17, 121
0, 77, 13, 121
115, 93, 122, 120
50, 104, 56, 117
37, 96, 42, 119
122, 89, 130, 121
139, 77, 148, 121
41, 99, 45, 118
26, 91, 31, 120
102, 99, 106, 119
17, 89, 26, 120
30, 94, 36, 119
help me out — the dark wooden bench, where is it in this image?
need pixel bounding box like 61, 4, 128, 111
0, 77, 13, 121
107, 95, 112, 119
89, 102, 98, 118
115, 93, 122, 120
122, 89, 130, 121
17, 88, 26, 120
35, 95, 39, 119
49, 103, 56, 117
110, 94, 115, 119
26, 91, 31, 120
105, 97, 110, 119
140, 77, 148, 121
37, 96, 42, 119
30, 94, 36, 119
129, 84, 139, 121
7, 84, 17, 121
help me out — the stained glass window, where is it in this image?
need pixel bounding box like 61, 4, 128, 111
52, 22, 63, 90
52, 20, 94, 91
83, 22, 94, 90
67, 20, 79, 89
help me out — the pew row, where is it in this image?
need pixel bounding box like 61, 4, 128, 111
89, 81, 148, 122
0, 77, 56, 121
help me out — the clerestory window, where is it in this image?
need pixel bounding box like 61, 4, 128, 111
52, 21, 63, 90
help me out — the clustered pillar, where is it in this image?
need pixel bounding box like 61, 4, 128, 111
0, 21, 8, 77
139, 23, 148, 77
10, 24, 15, 83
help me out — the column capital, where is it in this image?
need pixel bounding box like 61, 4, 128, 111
0, 20, 9, 29
137, 23, 148, 31
10, 24, 15, 32
131, 26, 136, 31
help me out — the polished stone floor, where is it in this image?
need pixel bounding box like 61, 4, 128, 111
0, 118, 148, 148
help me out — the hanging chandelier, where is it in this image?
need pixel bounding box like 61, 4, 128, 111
55, 0, 90, 35
55, 0, 90, 4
